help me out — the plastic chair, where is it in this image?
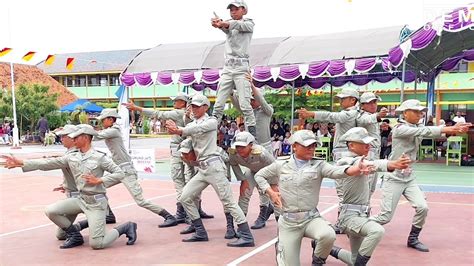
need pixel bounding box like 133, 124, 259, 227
446, 136, 463, 166
419, 138, 435, 160
459, 134, 468, 154
314, 137, 331, 161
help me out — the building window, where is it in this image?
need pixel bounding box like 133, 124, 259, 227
78, 76, 86, 87
100, 75, 108, 86
88, 75, 100, 86
110, 75, 120, 86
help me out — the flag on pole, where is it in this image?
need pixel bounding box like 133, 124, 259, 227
22, 51, 36, 61
66, 58, 75, 70
45, 55, 55, 65
0, 48, 12, 57
116, 85, 130, 150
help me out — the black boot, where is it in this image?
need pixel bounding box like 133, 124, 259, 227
227, 222, 255, 247
115, 222, 138, 245
59, 225, 84, 249
106, 205, 116, 224
251, 205, 269, 229
198, 200, 214, 219
175, 202, 187, 224
311, 239, 327, 265
354, 253, 371, 266
248, 126, 257, 139
311, 256, 326, 266
158, 210, 178, 228
180, 224, 196, 234
73, 220, 89, 231
407, 225, 429, 252
329, 246, 341, 259
225, 213, 237, 239
331, 224, 344, 234
264, 203, 274, 221
182, 218, 208, 242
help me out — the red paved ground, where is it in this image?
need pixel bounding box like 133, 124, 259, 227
0, 151, 473, 265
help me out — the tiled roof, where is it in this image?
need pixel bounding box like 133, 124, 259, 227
37, 49, 143, 74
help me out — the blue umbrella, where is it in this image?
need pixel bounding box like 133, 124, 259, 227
60, 99, 103, 113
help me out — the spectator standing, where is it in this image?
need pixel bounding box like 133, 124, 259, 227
37, 114, 49, 144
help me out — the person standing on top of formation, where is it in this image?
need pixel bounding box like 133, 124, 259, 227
369, 100, 472, 252
211, 0, 257, 138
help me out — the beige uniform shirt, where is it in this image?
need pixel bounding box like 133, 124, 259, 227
62, 147, 78, 192
387, 119, 442, 182
231, 90, 273, 144
229, 144, 275, 181
221, 18, 254, 59
314, 106, 358, 148
180, 114, 220, 161
255, 157, 348, 213
22, 149, 123, 195
143, 108, 186, 146
337, 154, 389, 205
356, 111, 381, 149
95, 124, 131, 166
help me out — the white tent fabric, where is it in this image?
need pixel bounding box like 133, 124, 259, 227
123, 26, 404, 74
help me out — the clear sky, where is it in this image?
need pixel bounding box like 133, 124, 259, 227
0, 0, 470, 64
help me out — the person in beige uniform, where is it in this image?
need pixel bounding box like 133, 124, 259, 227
369, 100, 472, 252
228, 131, 275, 230
95, 109, 177, 228
166, 94, 255, 247
177, 138, 237, 237
326, 127, 411, 266
356, 92, 388, 196
2, 124, 137, 249
298, 87, 359, 235
254, 130, 374, 265
123, 94, 213, 223
211, 0, 257, 137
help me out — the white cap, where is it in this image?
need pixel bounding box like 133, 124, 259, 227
68, 124, 98, 138
289, 130, 319, 147
97, 108, 121, 120
340, 127, 375, 144
336, 88, 359, 99
232, 131, 255, 148
395, 99, 428, 113
190, 94, 210, 107
360, 92, 382, 104
56, 125, 78, 136
171, 93, 190, 102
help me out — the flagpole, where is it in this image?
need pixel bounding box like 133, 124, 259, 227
7, 8, 20, 149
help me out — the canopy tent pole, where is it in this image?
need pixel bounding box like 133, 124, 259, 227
290, 81, 295, 133
426, 75, 436, 124
329, 81, 333, 111
400, 60, 407, 103
9, 62, 20, 148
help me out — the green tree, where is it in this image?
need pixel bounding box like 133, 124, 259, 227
263, 87, 332, 121
0, 84, 59, 134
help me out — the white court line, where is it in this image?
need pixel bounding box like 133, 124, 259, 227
227, 203, 340, 266
0, 193, 176, 238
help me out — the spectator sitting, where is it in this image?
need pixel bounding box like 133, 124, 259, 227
272, 135, 283, 157
281, 132, 292, 155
